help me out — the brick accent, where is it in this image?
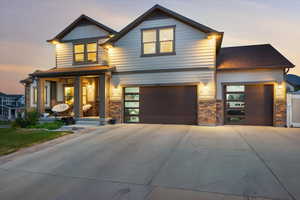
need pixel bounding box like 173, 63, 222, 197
274, 99, 286, 127
109, 100, 122, 123
198, 100, 218, 126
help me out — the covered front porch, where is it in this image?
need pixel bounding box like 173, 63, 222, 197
31, 66, 112, 124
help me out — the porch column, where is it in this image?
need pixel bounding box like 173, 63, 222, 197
37, 78, 45, 113
99, 73, 108, 125
74, 76, 82, 119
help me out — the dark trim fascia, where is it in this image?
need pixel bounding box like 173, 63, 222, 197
113, 67, 215, 75
216, 65, 293, 71
31, 69, 113, 78
221, 81, 276, 86
121, 82, 199, 87
60, 36, 109, 43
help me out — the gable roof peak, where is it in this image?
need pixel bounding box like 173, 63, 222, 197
47, 14, 117, 43
105, 4, 222, 45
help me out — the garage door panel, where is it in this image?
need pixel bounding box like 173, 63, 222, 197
139, 86, 197, 125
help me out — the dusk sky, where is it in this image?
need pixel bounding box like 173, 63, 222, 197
1, 0, 299, 94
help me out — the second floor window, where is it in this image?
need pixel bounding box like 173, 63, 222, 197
142, 26, 175, 56
73, 42, 98, 64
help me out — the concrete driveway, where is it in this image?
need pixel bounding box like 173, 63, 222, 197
0, 124, 300, 200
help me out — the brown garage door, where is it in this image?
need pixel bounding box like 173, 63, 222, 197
139, 86, 197, 125
225, 84, 273, 125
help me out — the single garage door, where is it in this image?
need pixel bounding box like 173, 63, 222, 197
224, 84, 273, 125
123, 86, 197, 125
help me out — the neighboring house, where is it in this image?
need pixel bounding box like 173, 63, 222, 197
286, 74, 300, 92
0, 92, 24, 120
21, 4, 295, 126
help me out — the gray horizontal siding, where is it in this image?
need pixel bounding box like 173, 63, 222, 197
62, 25, 109, 41
109, 18, 216, 72
111, 70, 214, 86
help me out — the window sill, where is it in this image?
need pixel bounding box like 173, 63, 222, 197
141, 52, 176, 57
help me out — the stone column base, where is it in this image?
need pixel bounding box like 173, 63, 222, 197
274, 99, 286, 127
109, 100, 122, 123
198, 100, 223, 126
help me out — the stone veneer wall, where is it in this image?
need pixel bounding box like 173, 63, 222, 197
109, 101, 122, 123
274, 99, 286, 127
198, 100, 220, 126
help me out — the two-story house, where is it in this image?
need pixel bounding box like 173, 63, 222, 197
21, 4, 295, 126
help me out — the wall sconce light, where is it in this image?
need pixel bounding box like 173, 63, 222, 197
51, 39, 60, 45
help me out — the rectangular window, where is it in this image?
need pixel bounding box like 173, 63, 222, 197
224, 85, 245, 124
73, 42, 98, 64
142, 26, 175, 56
44, 85, 48, 105
124, 87, 140, 123
64, 86, 74, 105
33, 87, 38, 104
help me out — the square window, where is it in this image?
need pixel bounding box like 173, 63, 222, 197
143, 43, 156, 54
159, 28, 173, 41
75, 53, 84, 62
87, 52, 97, 62
143, 30, 156, 42
87, 43, 97, 52
125, 108, 139, 115
160, 41, 173, 53
125, 116, 139, 123
227, 102, 245, 108
74, 44, 84, 53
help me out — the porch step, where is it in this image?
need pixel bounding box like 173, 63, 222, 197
76, 119, 100, 126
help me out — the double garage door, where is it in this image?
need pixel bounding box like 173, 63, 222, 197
124, 84, 274, 126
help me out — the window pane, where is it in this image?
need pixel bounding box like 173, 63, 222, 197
87, 52, 97, 62
227, 110, 245, 115
125, 102, 139, 108
159, 28, 173, 41
160, 41, 173, 53
125, 87, 139, 93
227, 102, 245, 108
125, 108, 139, 115
143, 43, 156, 54
143, 30, 156, 42
227, 85, 245, 92
75, 53, 84, 62
74, 44, 84, 53
125, 94, 139, 101
226, 93, 245, 101
87, 43, 97, 52
125, 116, 139, 123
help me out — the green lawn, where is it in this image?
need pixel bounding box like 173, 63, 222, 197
0, 128, 71, 156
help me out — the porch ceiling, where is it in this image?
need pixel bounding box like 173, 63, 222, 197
30, 65, 114, 78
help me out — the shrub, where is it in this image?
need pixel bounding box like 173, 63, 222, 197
12, 111, 40, 128
28, 120, 64, 130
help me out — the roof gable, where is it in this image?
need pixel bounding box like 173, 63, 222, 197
47, 15, 117, 42
105, 4, 222, 44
